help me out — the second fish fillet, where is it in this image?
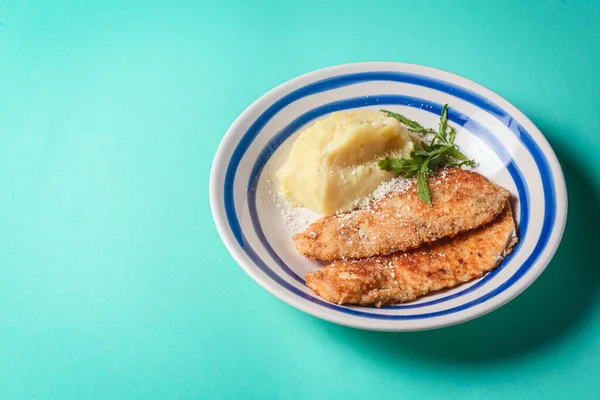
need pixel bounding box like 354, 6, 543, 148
305, 202, 517, 306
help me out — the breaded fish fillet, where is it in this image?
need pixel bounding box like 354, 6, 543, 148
294, 168, 511, 260
305, 202, 517, 306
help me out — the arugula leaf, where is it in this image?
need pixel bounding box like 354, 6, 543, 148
378, 104, 475, 205
379, 157, 420, 178
380, 109, 436, 135
417, 157, 431, 205
445, 147, 473, 162
448, 125, 456, 144
436, 104, 449, 144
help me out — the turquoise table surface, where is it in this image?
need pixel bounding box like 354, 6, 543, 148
1, 1, 599, 398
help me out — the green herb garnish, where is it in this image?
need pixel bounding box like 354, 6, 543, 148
380, 109, 436, 135
378, 104, 475, 205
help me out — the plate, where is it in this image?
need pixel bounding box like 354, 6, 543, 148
210, 62, 567, 331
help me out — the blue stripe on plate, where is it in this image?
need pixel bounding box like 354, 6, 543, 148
223, 71, 556, 320
246, 96, 529, 309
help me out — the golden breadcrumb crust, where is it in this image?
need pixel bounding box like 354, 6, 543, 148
294, 168, 510, 261
305, 202, 517, 306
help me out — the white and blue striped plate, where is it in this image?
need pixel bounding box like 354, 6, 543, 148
210, 62, 567, 331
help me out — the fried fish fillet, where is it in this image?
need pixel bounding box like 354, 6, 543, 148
305, 202, 517, 306
294, 168, 511, 261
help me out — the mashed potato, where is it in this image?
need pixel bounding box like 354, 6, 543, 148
276, 110, 413, 214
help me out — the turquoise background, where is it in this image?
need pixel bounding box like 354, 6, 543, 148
1, 1, 599, 398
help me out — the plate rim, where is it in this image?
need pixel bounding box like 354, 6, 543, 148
209, 61, 568, 331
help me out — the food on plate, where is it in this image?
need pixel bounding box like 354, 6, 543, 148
378, 106, 475, 205
276, 110, 413, 215
305, 201, 517, 306
293, 168, 510, 261
276, 104, 518, 306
